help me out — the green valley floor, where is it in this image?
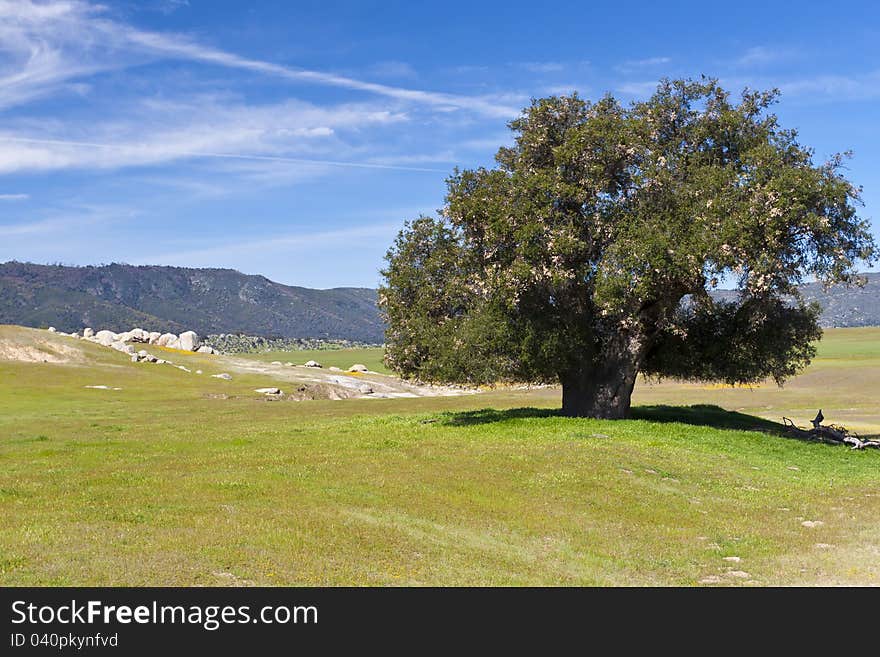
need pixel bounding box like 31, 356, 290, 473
1, 326, 878, 585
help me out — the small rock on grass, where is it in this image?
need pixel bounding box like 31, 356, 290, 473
699, 576, 722, 584
212, 373, 232, 380
725, 570, 751, 579
723, 556, 742, 563
254, 387, 282, 395
801, 520, 824, 528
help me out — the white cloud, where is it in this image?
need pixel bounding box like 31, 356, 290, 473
0, 95, 447, 174
0, 193, 28, 200
615, 56, 671, 73
736, 46, 800, 68
0, 203, 127, 238
0, 1, 517, 118
615, 80, 660, 97
778, 71, 880, 101
368, 61, 418, 79
517, 62, 566, 74
141, 222, 403, 265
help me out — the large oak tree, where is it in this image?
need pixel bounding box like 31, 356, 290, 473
379, 79, 876, 418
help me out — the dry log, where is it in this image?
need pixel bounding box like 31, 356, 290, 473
781, 415, 878, 450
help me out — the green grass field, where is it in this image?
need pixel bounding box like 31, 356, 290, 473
244, 347, 389, 374
1, 326, 879, 585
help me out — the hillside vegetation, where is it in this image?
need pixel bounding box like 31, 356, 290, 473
0, 325, 878, 585
0, 262, 382, 342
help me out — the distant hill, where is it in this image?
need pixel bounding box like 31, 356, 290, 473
710, 273, 880, 328
0, 262, 384, 342
1, 262, 877, 341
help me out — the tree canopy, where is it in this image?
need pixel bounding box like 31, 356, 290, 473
379, 78, 876, 418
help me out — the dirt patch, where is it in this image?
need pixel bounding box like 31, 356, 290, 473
0, 338, 84, 364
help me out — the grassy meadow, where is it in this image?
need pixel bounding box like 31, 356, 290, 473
244, 347, 390, 374
1, 326, 879, 586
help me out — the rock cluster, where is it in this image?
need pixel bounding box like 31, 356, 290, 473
53, 326, 219, 363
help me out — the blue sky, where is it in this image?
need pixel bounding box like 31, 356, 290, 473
0, 0, 878, 288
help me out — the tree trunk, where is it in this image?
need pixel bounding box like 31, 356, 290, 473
559, 342, 641, 419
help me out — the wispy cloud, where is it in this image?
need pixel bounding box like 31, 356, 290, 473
735, 46, 801, 68
142, 222, 403, 265
778, 70, 880, 101
541, 84, 588, 96
614, 56, 671, 73
615, 80, 660, 97
516, 61, 566, 74
368, 61, 418, 79
0, 0, 518, 118
0, 203, 127, 238
0, 95, 449, 174
0, 193, 28, 200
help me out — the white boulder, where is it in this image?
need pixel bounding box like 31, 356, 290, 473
304, 360, 322, 368
196, 345, 216, 354
156, 333, 177, 347
348, 363, 369, 373
148, 332, 161, 344
48, 326, 56, 332
95, 330, 119, 346
177, 330, 200, 351
255, 387, 282, 395
128, 328, 148, 343
83, 328, 95, 339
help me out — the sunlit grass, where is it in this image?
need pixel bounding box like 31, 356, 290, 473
0, 325, 878, 586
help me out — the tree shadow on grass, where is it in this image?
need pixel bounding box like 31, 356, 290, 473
441, 404, 786, 435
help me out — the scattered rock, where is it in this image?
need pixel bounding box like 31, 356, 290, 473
699, 576, 722, 584
94, 330, 118, 346
348, 363, 369, 373
254, 387, 282, 395
148, 331, 161, 344
329, 366, 341, 372
212, 373, 232, 380
814, 543, 835, 549
47, 326, 56, 332
196, 345, 216, 354
725, 570, 751, 579
304, 360, 322, 368
723, 556, 742, 563
195, 370, 203, 374
787, 465, 800, 471
270, 361, 283, 366
156, 333, 177, 347
801, 520, 824, 528
177, 330, 200, 351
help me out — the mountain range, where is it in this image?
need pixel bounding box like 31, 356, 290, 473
0, 262, 383, 342
1, 262, 878, 342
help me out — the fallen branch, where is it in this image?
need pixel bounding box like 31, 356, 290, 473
781, 415, 879, 450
